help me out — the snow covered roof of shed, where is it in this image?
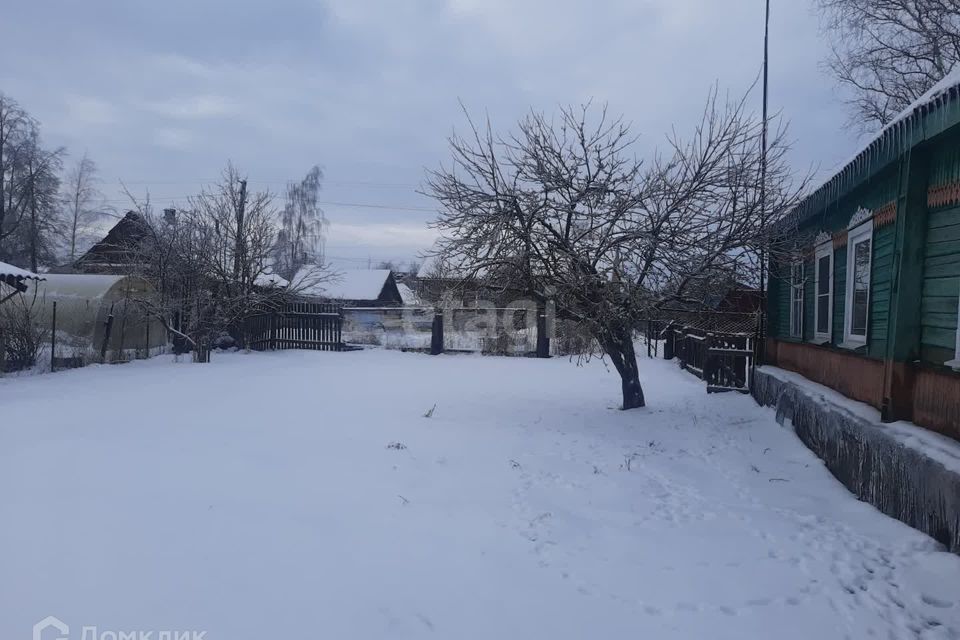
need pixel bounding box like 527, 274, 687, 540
0, 261, 44, 292
786, 65, 960, 231
292, 268, 395, 301
253, 272, 289, 288
396, 282, 420, 305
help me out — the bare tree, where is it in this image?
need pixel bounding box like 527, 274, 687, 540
273, 165, 328, 280
0, 94, 39, 262
122, 164, 337, 352
19, 134, 63, 272
817, 0, 960, 129
63, 153, 106, 261
425, 92, 805, 409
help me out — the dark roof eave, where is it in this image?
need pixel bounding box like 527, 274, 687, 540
782, 83, 960, 234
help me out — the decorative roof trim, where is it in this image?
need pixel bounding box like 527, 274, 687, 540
874, 201, 898, 228
814, 230, 832, 247
928, 180, 960, 209
848, 207, 873, 230
833, 230, 848, 250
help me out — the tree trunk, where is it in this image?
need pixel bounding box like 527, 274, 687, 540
601, 327, 646, 410
29, 188, 38, 273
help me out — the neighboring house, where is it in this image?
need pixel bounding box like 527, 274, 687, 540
72, 211, 151, 274
292, 268, 403, 306
660, 280, 763, 335
414, 252, 529, 307
766, 69, 960, 439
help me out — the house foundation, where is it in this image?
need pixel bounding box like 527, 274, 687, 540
752, 366, 960, 553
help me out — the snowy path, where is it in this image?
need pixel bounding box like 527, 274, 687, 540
2, 349, 959, 639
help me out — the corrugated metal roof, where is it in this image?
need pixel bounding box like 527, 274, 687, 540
0, 261, 44, 292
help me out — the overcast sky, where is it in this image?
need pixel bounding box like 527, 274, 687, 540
0, 0, 862, 270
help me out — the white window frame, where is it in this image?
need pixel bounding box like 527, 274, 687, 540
814, 237, 834, 343
843, 214, 873, 348
790, 261, 804, 339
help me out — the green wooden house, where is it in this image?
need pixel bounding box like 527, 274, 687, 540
766, 71, 960, 441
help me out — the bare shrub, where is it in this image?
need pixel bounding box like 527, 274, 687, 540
0, 296, 48, 372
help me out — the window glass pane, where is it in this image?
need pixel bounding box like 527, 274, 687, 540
817, 294, 829, 333
817, 256, 830, 295
851, 239, 871, 336
790, 263, 802, 336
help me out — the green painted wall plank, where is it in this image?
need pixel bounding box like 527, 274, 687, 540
922, 296, 960, 314
926, 224, 960, 244
928, 208, 960, 229
922, 326, 959, 350
923, 276, 960, 298
924, 312, 960, 330
926, 239, 960, 258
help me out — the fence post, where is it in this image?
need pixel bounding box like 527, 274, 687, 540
536, 305, 550, 358
194, 337, 211, 363
663, 328, 674, 360
271, 310, 278, 350
646, 319, 652, 358
431, 309, 444, 355
50, 300, 57, 372
704, 332, 714, 386
100, 304, 115, 362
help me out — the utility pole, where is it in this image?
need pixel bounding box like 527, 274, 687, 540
757, 0, 771, 366
234, 178, 247, 284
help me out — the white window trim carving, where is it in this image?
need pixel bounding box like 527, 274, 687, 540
843, 216, 873, 348
814, 237, 834, 343
848, 206, 873, 230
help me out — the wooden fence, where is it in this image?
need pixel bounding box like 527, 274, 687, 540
245, 302, 343, 352
666, 326, 755, 393
243, 303, 553, 357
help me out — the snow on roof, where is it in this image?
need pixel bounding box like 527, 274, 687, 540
253, 272, 289, 288
884, 64, 960, 132
0, 261, 42, 280
0, 261, 44, 293
788, 64, 960, 230
396, 282, 420, 306
417, 254, 443, 278
293, 268, 393, 301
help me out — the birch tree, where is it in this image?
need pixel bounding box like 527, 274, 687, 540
272, 165, 328, 279
63, 153, 105, 261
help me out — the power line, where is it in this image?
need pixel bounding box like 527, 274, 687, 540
97, 197, 437, 213
113, 179, 420, 189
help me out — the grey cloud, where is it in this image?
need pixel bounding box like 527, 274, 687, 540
1, 0, 861, 267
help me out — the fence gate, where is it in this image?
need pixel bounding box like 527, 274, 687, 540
245, 302, 343, 352
666, 326, 755, 394
704, 333, 753, 394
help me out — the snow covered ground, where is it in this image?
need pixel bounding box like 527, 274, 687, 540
2, 349, 959, 639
